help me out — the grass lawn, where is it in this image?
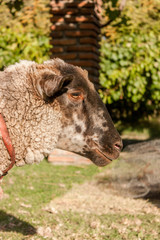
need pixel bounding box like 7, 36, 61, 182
117, 117, 160, 140
0, 160, 100, 239
0, 159, 160, 240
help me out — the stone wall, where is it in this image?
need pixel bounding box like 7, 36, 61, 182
50, 0, 102, 85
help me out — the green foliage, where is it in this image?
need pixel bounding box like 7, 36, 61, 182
0, 0, 51, 69
0, 25, 51, 69
0, 0, 51, 31
100, 0, 160, 119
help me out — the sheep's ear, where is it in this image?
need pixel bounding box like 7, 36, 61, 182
32, 69, 73, 100
42, 73, 71, 98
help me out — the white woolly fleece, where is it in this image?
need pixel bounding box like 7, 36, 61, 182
0, 61, 63, 173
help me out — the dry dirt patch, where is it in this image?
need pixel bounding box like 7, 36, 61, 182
39, 181, 160, 239
48, 182, 160, 216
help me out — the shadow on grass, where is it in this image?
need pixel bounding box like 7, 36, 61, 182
122, 138, 146, 148
118, 119, 160, 138
117, 118, 160, 148
0, 210, 36, 235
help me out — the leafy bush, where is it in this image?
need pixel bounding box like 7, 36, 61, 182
0, 0, 51, 70
0, 0, 50, 31
0, 26, 51, 70
100, 0, 160, 119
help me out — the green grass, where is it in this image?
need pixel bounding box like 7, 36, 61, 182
0, 160, 160, 240
0, 160, 100, 239
49, 211, 160, 240
116, 117, 160, 140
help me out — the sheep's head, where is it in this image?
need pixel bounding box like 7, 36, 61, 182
32, 59, 123, 166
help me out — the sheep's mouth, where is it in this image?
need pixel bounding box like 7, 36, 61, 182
94, 148, 112, 164
89, 140, 113, 164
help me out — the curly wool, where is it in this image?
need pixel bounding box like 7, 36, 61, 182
0, 60, 63, 174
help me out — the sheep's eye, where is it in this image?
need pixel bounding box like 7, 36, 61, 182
68, 91, 84, 101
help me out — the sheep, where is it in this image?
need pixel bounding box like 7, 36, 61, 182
0, 58, 122, 177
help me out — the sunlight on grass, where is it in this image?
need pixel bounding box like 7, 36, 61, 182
0, 160, 100, 239
0, 160, 160, 239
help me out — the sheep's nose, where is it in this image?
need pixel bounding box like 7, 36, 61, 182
114, 140, 123, 152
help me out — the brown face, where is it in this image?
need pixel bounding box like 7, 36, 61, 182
33, 59, 123, 166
